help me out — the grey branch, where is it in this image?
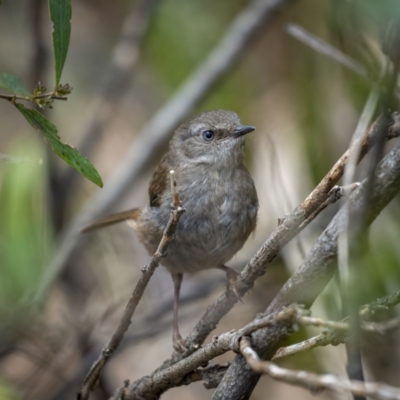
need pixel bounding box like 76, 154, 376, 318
286, 23, 368, 78
113, 297, 400, 398
212, 124, 400, 399
240, 337, 400, 400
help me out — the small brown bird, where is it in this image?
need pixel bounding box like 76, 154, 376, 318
82, 110, 258, 351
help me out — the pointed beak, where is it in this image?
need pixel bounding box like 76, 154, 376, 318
232, 125, 256, 138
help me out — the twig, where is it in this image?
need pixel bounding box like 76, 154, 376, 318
77, 172, 185, 400
35, 0, 290, 303
279, 306, 400, 334
0, 92, 68, 102
274, 290, 400, 360
286, 24, 400, 101
286, 23, 368, 78
170, 169, 180, 207
273, 329, 347, 360
240, 337, 400, 400
298, 183, 360, 230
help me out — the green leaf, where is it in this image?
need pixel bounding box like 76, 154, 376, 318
49, 0, 72, 86
0, 73, 31, 97
15, 104, 103, 188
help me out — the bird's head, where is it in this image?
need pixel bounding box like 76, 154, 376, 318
170, 110, 255, 167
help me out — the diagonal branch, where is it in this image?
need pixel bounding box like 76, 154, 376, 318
212, 124, 400, 399
183, 113, 400, 352
78, 172, 185, 400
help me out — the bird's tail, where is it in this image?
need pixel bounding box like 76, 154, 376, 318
80, 208, 141, 233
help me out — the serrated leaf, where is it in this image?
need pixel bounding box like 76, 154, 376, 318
16, 104, 103, 188
49, 0, 71, 86
0, 73, 31, 97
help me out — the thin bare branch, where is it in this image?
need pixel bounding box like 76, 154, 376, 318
298, 183, 360, 230
273, 329, 346, 360
77, 173, 185, 400
240, 337, 400, 400
286, 23, 368, 78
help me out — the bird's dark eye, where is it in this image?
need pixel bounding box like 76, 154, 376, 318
202, 130, 214, 141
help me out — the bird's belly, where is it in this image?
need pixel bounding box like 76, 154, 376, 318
139, 195, 257, 274
135, 164, 259, 274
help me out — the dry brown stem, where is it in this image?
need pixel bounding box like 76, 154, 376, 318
77, 173, 185, 400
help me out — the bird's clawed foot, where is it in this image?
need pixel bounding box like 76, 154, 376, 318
173, 332, 187, 353
219, 265, 243, 302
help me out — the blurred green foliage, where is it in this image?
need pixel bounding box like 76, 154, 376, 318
0, 139, 51, 319
144, 0, 245, 94
0, 382, 20, 400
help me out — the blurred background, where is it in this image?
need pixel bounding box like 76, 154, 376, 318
1, 0, 400, 399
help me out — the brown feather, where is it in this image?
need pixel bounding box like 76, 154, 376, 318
148, 155, 170, 207
80, 208, 141, 233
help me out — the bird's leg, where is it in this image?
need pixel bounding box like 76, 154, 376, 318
171, 272, 187, 352
218, 265, 242, 300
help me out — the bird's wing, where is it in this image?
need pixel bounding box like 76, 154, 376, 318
148, 154, 170, 207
